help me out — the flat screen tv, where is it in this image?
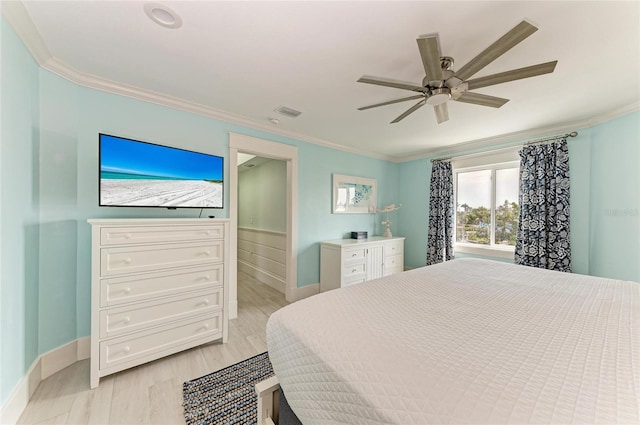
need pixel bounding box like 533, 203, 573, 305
99, 133, 224, 209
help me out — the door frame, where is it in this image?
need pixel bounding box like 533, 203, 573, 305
228, 133, 298, 318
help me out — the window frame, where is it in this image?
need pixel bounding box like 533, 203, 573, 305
453, 160, 520, 259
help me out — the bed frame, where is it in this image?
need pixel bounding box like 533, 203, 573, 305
255, 375, 280, 425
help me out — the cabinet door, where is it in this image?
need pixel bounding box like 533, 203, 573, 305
366, 245, 384, 281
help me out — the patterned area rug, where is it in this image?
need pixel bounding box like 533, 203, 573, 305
183, 352, 274, 425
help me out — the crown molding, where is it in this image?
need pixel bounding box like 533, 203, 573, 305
2, 2, 395, 163
1, 0, 52, 64
396, 101, 640, 163
4, 2, 636, 165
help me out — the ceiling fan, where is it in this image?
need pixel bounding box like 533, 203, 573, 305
357, 20, 557, 124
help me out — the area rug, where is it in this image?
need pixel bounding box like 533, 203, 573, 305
183, 352, 274, 425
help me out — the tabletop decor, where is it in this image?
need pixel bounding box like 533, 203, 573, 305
375, 203, 402, 237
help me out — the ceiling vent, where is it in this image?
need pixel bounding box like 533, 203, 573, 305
274, 106, 302, 118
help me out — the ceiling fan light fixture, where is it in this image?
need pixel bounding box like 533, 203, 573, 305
426, 88, 451, 105
144, 3, 182, 29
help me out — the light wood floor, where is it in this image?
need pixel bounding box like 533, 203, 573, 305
17, 271, 289, 425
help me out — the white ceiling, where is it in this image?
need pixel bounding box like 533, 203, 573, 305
11, 1, 640, 161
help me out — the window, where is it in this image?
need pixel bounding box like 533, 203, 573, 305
454, 161, 520, 258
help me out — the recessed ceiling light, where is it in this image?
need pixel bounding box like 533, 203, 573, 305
144, 3, 182, 29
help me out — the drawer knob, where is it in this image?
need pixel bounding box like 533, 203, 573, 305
204, 250, 211, 256
204, 275, 210, 281
124, 287, 131, 294
202, 323, 210, 330
124, 258, 132, 264
352, 253, 357, 257
124, 233, 131, 239
352, 269, 357, 273
122, 316, 130, 324
203, 299, 210, 305
123, 346, 131, 353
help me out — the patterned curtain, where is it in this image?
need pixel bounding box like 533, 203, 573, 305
426, 160, 454, 265
515, 139, 571, 272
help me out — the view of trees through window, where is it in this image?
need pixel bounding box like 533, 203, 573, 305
456, 167, 519, 246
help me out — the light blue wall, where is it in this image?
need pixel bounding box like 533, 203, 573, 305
398, 112, 640, 283
397, 158, 430, 267
0, 18, 399, 405
588, 112, 639, 281
1, 16, 41, 405
37, 70, 80, 354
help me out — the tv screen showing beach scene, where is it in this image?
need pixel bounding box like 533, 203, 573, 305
99, 134, 224, 208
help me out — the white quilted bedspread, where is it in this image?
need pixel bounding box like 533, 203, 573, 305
267, 258, 640, 424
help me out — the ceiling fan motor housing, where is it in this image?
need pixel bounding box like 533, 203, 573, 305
426, 87, 451, 105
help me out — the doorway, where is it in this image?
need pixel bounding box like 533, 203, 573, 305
228, 133, 298, 319
237, 154, 287, 293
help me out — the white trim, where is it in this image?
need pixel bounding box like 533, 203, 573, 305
402, 101, 640, 163
455, 243, 515, 260
229, 133, 299, 305
238, 261, 286, 294
453, 161, 520, 254
41, 339, 77, 380
0, 1, 52, 64
0, 358, 39, 425
4, 1, 637, 164
0, 337, 90, 425
1, 2, 393, 162
291, 283, 319, 302
77, 336, 90, 360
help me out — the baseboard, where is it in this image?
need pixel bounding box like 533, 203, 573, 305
0, 358, 39, 425
0, 337, 90, 424
238, 260, 286, 294
291, 283, 319, 301
77, 336, 90, 360
229, 300, 238, 320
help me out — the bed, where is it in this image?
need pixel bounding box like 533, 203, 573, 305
260, 258, 639, 424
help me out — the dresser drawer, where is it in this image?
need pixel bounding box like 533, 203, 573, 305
384, 254, 404, 276
343, 263, 366, 277
343, 247, 367, 263
99, 288, 222, 338
344, 274, 366, 286
99, 313, 222, 370
384, 240, 404, 258
100, 241, 223, 276
100, 224, 224, 246
100, 265, 222, 307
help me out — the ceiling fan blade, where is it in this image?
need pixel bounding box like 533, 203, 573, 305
454, 20, 538, 81
391, 99, 426, 123
417, 35, 443, 84
455, 92, 509, 108
434, 103, 449, 124
358, 95, 425, 111
467, 61, 557, 90
357, 75, 425, 92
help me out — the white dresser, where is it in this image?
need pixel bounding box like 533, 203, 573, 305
87, 218, 229, 388
320, 236, 404, 292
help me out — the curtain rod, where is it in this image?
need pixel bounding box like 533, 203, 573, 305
431, 130, 579, 163
523, 131, 578, 146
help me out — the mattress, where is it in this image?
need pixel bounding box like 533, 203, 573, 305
266, 258, 640, 424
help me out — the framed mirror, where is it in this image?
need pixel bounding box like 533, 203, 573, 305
332, 174, 377, 214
